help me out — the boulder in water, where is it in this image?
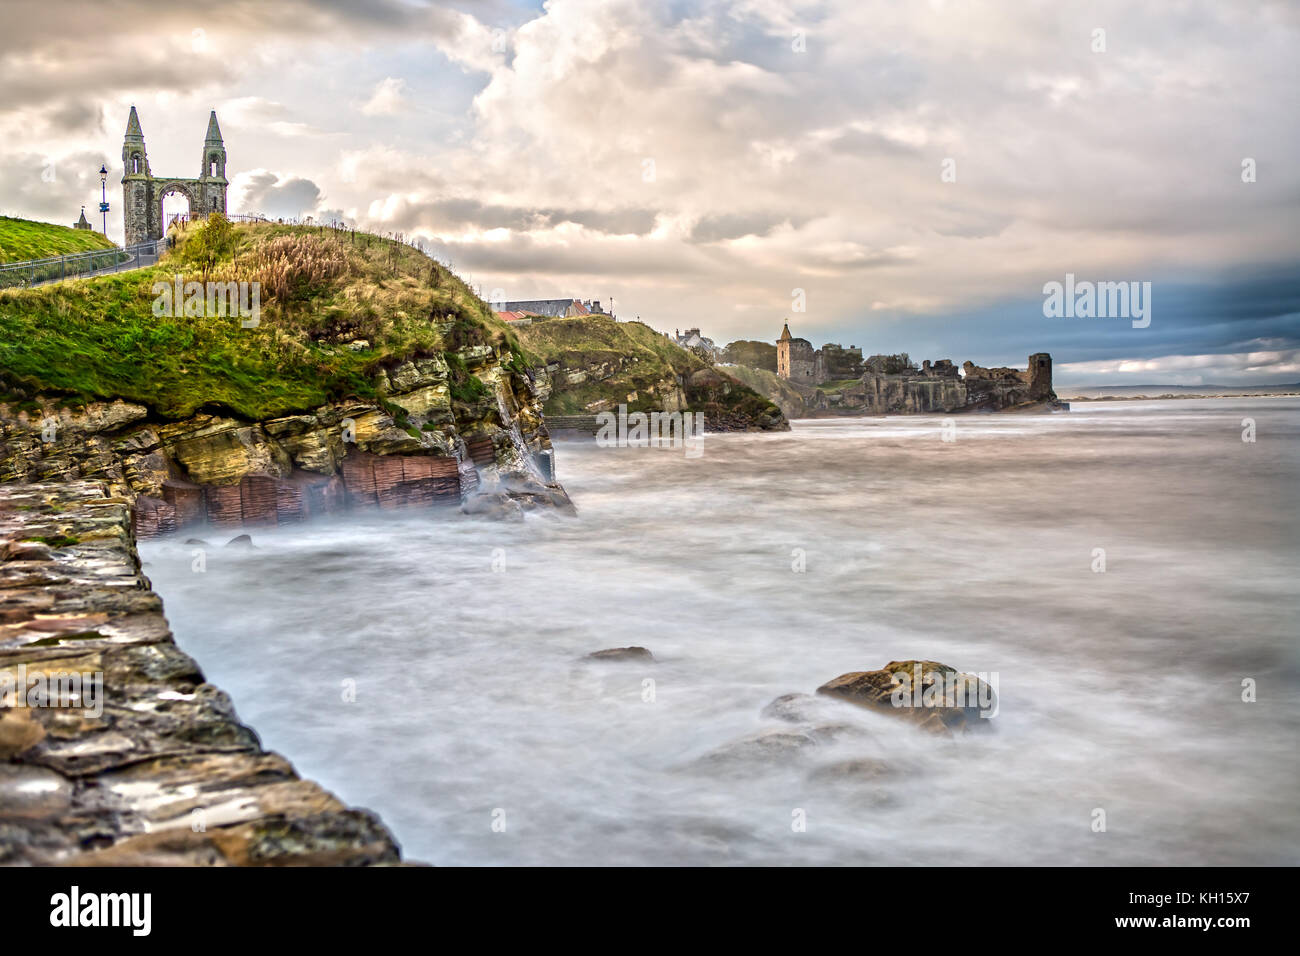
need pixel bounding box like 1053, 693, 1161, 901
817, 660, 997, 735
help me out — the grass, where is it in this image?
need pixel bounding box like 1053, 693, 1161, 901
517, 316, 706, 414
0, 218, 521, 420
0, 215, 117, 263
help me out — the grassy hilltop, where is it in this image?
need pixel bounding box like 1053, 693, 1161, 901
0, 216, 525, 419
0, 215, 118, 263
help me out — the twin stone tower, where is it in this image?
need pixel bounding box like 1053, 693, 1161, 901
121, 106, 228, 245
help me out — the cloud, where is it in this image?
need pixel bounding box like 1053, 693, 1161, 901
0, 149, 115, 225
363, 194, 658, 237
233, 170, 323, 219
360, 77, 409, 116
1060, 349, 1300, 386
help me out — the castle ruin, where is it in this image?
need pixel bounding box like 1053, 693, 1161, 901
774, 322, 1058, 413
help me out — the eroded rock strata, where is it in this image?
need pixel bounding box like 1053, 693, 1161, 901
1, 348, 571, 537
0, 481, 403, 865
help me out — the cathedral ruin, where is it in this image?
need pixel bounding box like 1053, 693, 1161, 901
120, 107, 228, 245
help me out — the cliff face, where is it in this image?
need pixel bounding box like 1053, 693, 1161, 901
0, 345, 568, 536
720, 365, 811, 420
0, 220, 571, 533
0, 481, 404, 865
516, 316, 788, 432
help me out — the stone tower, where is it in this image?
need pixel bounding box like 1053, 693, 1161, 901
1025, 353, 1053, 400
776, 321, 819, 382
197, 111, 229, 215
121, 107, 229, 245
777, 322, 793, 378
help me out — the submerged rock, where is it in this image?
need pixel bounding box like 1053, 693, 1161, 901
761, 692, 821, 723
817, 660, 997, 735
807, 757, 895, 783
583, 646, 655, 663
696, 729, 820, 768
224, 533, 255, 549
461, 493, 524, 522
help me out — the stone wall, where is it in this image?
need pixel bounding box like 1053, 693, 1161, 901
0, 481, 404, 865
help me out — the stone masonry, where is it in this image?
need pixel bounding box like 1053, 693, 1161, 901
122, 107, 228, 245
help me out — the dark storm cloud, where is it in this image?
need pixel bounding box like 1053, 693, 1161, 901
40, 103, 107, 137
837, 265, 1300, 375
0, 0, 479, 109
237, 172, 324, 219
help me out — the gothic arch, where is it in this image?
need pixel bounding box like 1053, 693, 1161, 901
120, 108, 228, 244
156, 181, 198, 226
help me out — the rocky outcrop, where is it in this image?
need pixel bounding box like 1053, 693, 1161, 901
717, 365, 811, 420
515, 316, 788, 432
0, 346, 572, 537
817, 660, 997, 735
0, 480, 404, 865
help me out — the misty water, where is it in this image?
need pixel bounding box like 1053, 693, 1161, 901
141, 398, 1300, 865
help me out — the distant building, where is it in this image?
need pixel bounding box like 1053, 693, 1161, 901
776, 322, 862, 383
495, 298, 591, 319
73, 207, 92, 231
674, 327, 718, 361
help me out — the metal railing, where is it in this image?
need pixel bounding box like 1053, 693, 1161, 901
0, 239, 169, 290
166, 213, 272, 231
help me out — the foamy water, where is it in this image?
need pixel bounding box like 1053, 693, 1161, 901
141, 398, 1300, 865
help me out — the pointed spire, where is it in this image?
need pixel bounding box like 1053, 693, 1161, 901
779, 322, 792, 341
205, 110, 223, 143
125, 105, 143, 141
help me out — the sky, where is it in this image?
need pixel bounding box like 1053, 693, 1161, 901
1, 0, 1297, 386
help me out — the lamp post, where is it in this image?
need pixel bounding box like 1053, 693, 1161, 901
98, 164, 110, 237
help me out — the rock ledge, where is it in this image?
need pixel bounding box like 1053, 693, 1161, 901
0, 481, 405, 866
